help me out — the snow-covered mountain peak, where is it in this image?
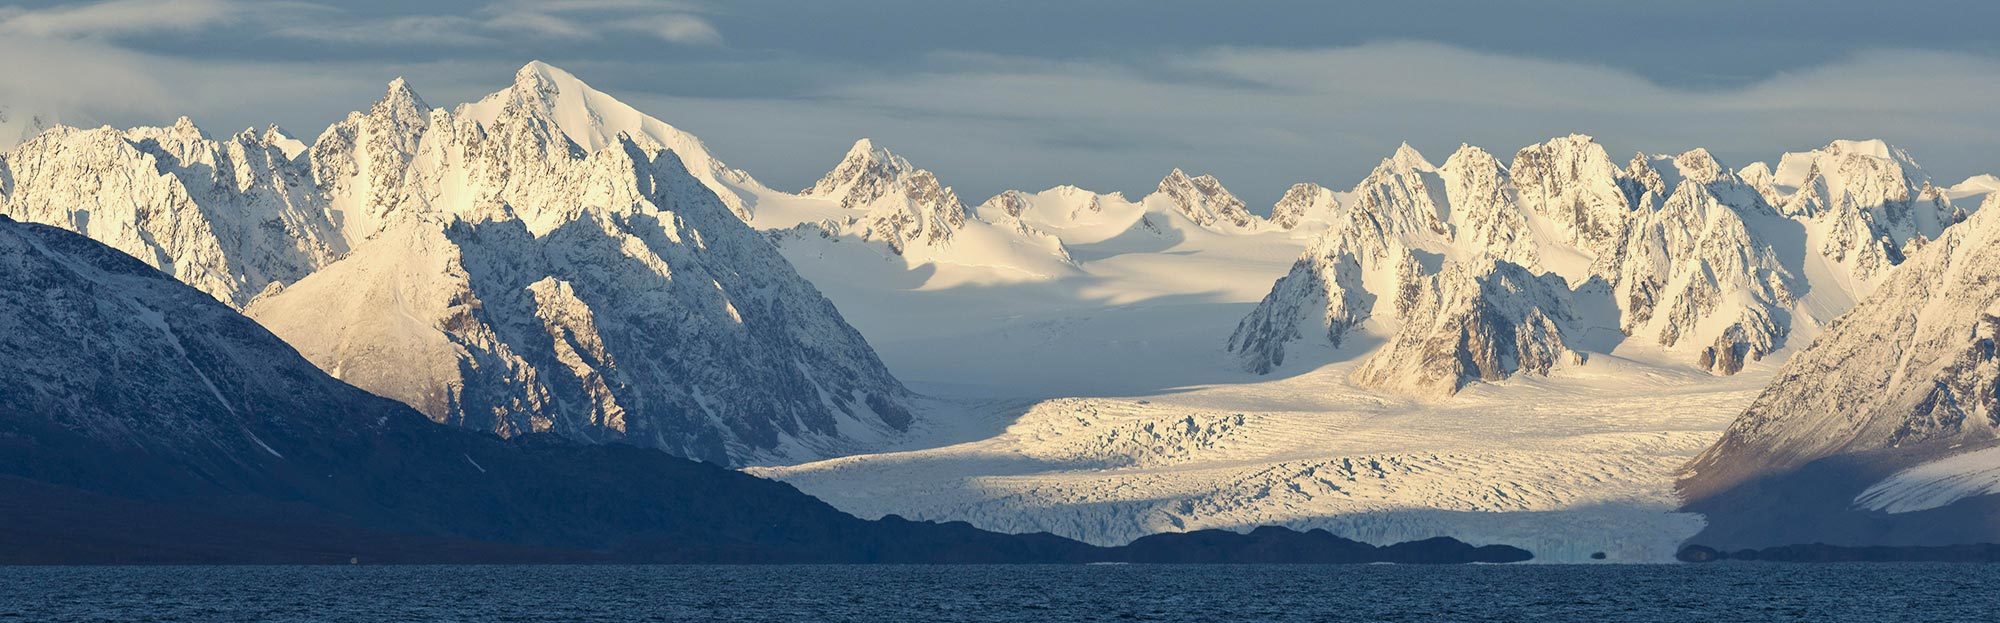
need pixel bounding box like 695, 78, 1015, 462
1151, 168, 1257, 230
1670, 148, 1729, 187
371, 78, 432, 125
382, 76, 427, 112
455, 61, 757, 219
1771, 138, 1923, 192
1949, 173, 2000, 201
1439, 143, 1496, 171
260, 124, 308, 160
1823, 137, 1897, 161
1232, 132, 1962, 392
1386, 142, 1436, 172
1510, 134, 1636, 257
1269, 182, 1339, 230
5, 113, 343, 307
804, 138, 918, 201
1956, 173, 2000, 189
788, 138, 987, 256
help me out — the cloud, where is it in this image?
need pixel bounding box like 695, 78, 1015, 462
624, 42, 2000, 207
2, 25, 1993, 211
483, 11, 594, 40
0, 0, 237, 38
479, 0, 722, 45
621, 14, 720, 45
274, 15, 497, 47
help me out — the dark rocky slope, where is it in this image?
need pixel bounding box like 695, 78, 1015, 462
0, 217, 1524, 564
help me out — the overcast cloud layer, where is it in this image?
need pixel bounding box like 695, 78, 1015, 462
3, 0, 1997, 209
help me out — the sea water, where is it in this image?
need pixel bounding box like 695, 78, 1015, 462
2, 563, 1992, 622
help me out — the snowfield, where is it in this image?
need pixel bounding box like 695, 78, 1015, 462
757, 340, 1765, 563
748, 134, 1972, 562
754, 208, 1773, 562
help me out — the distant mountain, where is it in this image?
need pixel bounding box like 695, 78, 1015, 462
761, 139, 1078, 280
1153, 168, 1260, 231
0, 103, 60, 152
1229, 135, 1973, 395
1677, 190, 2000, 551
1, 118, 342, 307
0, 216, 1527, 564
1268, 182, 1342, 230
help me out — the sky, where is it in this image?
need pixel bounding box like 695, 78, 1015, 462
3, 0, 1998, 209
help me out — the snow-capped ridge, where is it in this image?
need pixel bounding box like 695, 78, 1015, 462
1150, 168, 1258, 231
1230, 133, 1970, 395
1270, 182, 1339, 230
4, 116, 343, 307
1680, 201, 2000, 549
3, 65, 917, 466
1386, 142, 1436, 172
457, 61, 759, 219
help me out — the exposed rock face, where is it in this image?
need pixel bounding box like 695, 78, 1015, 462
6, 64, 914, 467
1351, 259, 1585, 396
799, 139, 970, 255
1439, 145, 1535, 267
1511, 134, 1640, 259
1679, 201, 2000, 550
1776, 139, 1967, 290
2, 118, 342, 307
1228, 247, 1375, 374
1230, 136, 1968, 393
1269, 182, 1338, 230
1613, 149, 1798, 372
311, 78, 431, 246
1155, 168, 1258, 230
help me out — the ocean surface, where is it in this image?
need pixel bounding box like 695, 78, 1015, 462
3, 563, 1994, 622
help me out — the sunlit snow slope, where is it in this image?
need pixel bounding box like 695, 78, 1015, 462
748, 138, 1982, 563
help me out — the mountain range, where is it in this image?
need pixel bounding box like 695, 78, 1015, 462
3, 62, 912, 467
5, 60, 2000, 560
1229, 136, 1970, 395
0, 214, 1529, 564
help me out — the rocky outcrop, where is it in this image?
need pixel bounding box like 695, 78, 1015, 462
1350, 259, 1585, 396
1269, 182, 1338, 230
1679, 201, 2000, 550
